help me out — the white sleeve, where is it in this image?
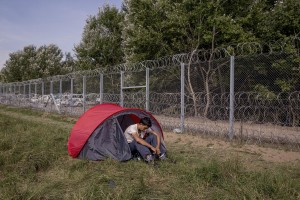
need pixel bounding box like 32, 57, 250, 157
127, 125, 137, 135
146, 127, 153, 133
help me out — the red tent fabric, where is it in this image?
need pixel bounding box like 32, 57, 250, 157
67, 103, 163, 159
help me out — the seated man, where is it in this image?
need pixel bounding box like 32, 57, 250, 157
124, 117, 167, 163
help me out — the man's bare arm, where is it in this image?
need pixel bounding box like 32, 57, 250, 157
131, 132, 156, 153
148, 130, 161, 154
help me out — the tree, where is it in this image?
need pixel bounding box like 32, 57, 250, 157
62, 52, 77, 73
256, 0, 300, 42
122, 0, 258, 117
1, 45, 36, 82
241, 0, 300, 96
34, 44, 65, 77
1, 44, 68, 82
122, 0, 258, 63
0, 70, 5, 83
75, 4, 125, 71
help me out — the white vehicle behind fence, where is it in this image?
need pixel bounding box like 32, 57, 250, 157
60, 94, 84, 107
27, 93, 98, 107
30, 94, 41, 103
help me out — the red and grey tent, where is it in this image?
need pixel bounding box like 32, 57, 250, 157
67, 103, 165, 161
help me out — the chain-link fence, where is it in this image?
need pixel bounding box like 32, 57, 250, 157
1, 39, 299, 149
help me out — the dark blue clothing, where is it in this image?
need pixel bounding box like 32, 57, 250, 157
128, 134, 166, 159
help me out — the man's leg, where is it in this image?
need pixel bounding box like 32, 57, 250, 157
130, 140, 152, 160
128, 142, 136, 154
145, 134, 167, 155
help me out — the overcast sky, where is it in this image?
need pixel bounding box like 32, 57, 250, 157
0, 0, 123, 70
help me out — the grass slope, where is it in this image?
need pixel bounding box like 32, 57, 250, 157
0, 105, 299, 200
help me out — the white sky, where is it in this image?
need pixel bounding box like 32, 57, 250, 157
0, 0, 123, 70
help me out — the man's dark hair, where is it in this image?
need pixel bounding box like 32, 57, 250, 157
140, 117, 152, 127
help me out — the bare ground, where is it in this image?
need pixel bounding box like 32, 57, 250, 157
164, 131, 300, 163
156, 115, 300, 147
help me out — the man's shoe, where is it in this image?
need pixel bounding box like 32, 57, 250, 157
145, 154, 153, 164
159, 153, 167, 160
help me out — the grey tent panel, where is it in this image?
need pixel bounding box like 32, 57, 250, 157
78, 118, 132, 161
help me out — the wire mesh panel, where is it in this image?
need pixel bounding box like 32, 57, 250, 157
103, 72, 121, 104
29, 82, 43, 109
1, 40, 299, 149
68, 76, 84, 116
234, 53, 300, 147
59, 78, 74, 114
183, 58, 231, 135
84, 75, 101, 111
149, 65, 181, 131
122, 70, 147, 109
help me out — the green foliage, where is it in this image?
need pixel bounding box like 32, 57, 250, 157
2, 0, 299, 96
234, 52, 300, 94
256, 0, 300, 41
272, 54, 300, 92
62, 52, 77, 73
122, 0, 259, 63
1, 44, 73, 82
75, 4, 125, 70
254, 84, 277, 99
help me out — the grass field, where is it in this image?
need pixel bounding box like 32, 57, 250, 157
0, 105, 299, 200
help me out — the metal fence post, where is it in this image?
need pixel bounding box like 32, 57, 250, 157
229, 56, 235, 140
83, 76, 86, 112
59, 79, 62, 97
34, 83, 37, 96
42, 81, 44, 96
120, 71, 124, 107
28, 83, 31, 100
70, 78, 74, 114
23, 83, 26, 97
99, 74, 103, 104
50, 80, 53, 94
146, 68, 149, 111
180, 62, 185, 133
70, 78, 74, 95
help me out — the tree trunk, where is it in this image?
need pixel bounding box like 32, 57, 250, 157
203, 26, 216, 118
187, 49, 198, 117
203, 73, 210, 118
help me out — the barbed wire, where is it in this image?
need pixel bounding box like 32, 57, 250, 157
1, 38, 300, 149
1, 38, 299, 86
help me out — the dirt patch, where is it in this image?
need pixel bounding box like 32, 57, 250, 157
164, 131, 300, 163
156, 115, 300, 146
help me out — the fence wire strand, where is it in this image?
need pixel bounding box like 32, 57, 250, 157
1, 39, 300, 149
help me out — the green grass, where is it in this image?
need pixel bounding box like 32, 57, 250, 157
0, 105, 299, 200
